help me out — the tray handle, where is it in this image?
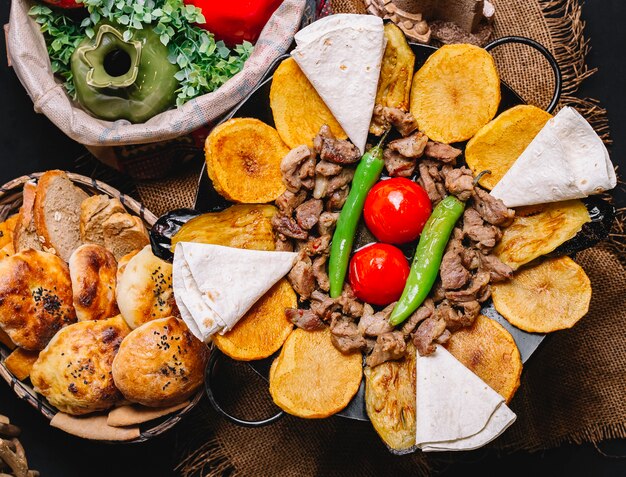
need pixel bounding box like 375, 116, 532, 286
484, 36, 562, 114
204, 349, 284, 428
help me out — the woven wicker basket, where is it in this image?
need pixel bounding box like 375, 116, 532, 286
0, 172, 202, 443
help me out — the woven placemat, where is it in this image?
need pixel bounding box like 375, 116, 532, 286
144, 1, 624, 475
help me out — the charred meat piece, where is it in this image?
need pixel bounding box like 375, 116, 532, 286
295, 199, 323, 231
315, 127, 361, 164
326, 186, 350, 211
424, 141, 462, 164
440, 238, 470, 290
312, 255, 330, 292
388, 131, 428, 158
275, 189, 307, 216
287, 256, 316, 300
472, 187, 515, 227
480, 253, 513, 282
401, 299, 434, 336
327, 168, 355, 194
461, 246, 481, 271
286, 308, 325, 331
315, 160, 343, 177
313, 125, 333, 153
330, 313, 367, 354
310, 290, 337, 321
445, 271, 491, 304
337, 284, 365, 318
383, 149, 416, 178
462, 208, 502, 251
275, 236, 294, 252
370, 104, 389, 135
383, 107, 419, 136
358, 303, 395, 337
318, 211, 339, 236
297, 233, 331, 257
418, 162, 443, 203
413, 317, 447, 356
280, 145, 315, 192
435, 329, 452, 345
366, 331, 407, 367
443, 166, 475, 202
271, 213, 308, 240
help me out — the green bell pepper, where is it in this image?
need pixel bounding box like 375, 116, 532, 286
71, 23, 179, 123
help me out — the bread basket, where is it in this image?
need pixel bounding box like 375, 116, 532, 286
0, 172, 202, 443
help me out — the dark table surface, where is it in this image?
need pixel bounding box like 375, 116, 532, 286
1, 0, 626, 475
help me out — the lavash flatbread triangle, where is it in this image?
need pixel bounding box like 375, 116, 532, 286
415, 345, 516, 452
172, 242, 297, 342
291, 15, 385, 154
491, 107, 616, 207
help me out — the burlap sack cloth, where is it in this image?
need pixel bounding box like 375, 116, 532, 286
126, 1, 625, 475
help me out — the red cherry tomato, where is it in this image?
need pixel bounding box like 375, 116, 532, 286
363, 178, 432, 244
348, 243, 410, 306
41, 0, 84, 8
184, 0, 283, 46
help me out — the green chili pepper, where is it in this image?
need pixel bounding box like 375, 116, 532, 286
328, 132, 389, 298
388, 195, 466, 326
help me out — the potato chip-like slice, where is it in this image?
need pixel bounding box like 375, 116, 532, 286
205, 118, 289, 203
171, 205, 277, 252
5, 347, 39, 381
492, 256, 591, 333
364, 343, 416, 452
370, 23, 415, 135
495, 199, 590, 270
269, 328, 362, 418
213, 279, 295, 361
410, 44, 500, 143
270, 57, 347, 148
445, 315, 522, 403
465, 105, 552, 190
0, 215, 18, 249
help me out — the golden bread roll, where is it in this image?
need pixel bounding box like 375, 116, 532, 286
116, 245, 178, 329
0, 250, 76, 350
69, 244, 119, 321
116, 249, 140, 283
31, 315, 131, 415
103, 212, 149, 261
112, 317, 208, 407
0, 214, 18, 249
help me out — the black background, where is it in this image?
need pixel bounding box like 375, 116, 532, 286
1, 0, 625, 475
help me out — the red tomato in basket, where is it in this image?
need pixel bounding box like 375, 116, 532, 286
348, 243, 409, 306
363, 178, 432, 244
184, 0, 284, 46
42, 0, 84, 8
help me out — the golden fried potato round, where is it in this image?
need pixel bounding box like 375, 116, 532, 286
445, 315, 522, 403
270, 57, 347, 148
205, 118, 289, 204
0, 215, 17, 249
465, 105, 552, 190
213, 279, 295, 361
494, 199, 590, 270
492, 256, 591, 333
410, 44, 500, 143
364, 343, 416, 452
0, 250, 77, 350
30, 315, 131, 415
269, 328, 362, 419
112, 317, 209, 408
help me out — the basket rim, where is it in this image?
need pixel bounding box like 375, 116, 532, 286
0, 171, 202, 443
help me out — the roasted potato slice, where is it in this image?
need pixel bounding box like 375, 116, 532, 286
465, 105, 552, 190
370, 23, 416, 135
364, 343, 416, 453
270, 57, 347, 148
171, 205, 277, 252
445, 315, 522, 403
495, 199, 590, 270
269, 328, 362, 419
492, 256, 591, 333
205, 118, 289, 204
410, 44, 500, 143
213, 279, 295, 361
4, 348, 39, 381
0, 215, 17, 249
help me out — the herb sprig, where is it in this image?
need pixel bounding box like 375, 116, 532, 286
28, 0, 253, 106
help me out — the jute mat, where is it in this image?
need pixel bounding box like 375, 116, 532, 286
121, 0, 626, 475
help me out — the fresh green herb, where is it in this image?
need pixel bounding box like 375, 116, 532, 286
28, 5, 85, 98
28, 0, 253, 106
